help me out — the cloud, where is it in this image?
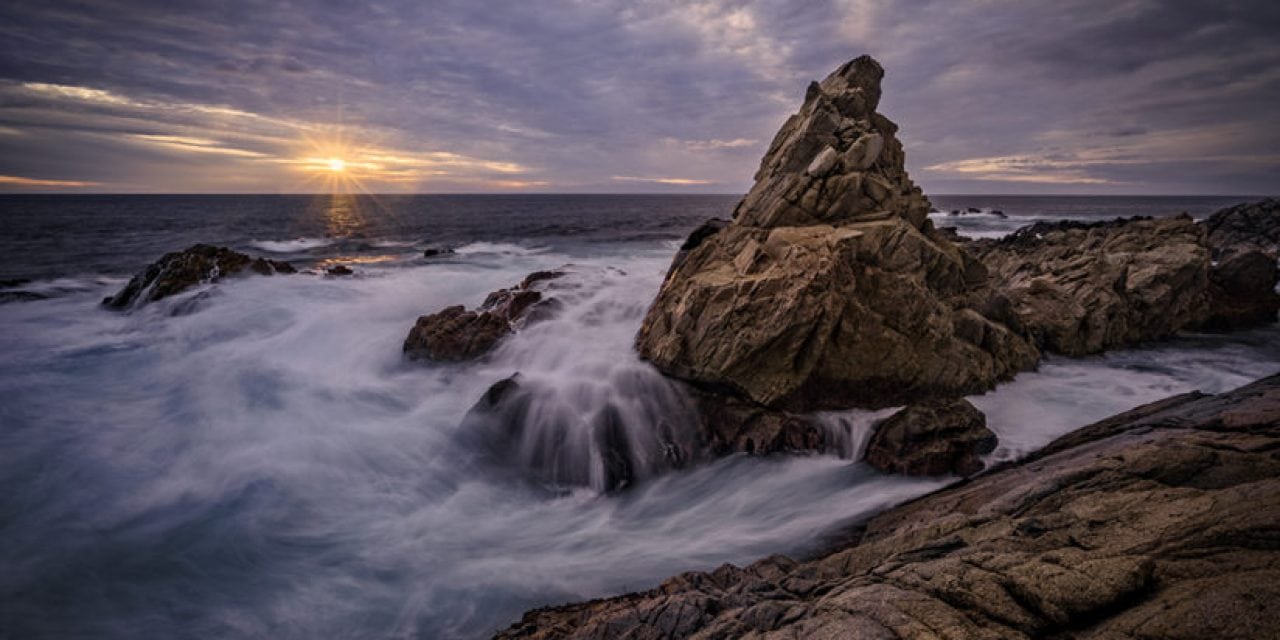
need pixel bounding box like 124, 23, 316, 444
0, 174, 100, 188
0, 0, 1276, 193
612, 175, 713, 185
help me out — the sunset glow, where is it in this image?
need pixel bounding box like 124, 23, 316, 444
327, 157, 346, 172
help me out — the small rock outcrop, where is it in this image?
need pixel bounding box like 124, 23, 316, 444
497, 373, 1280, 639
864, 399, 995, 476
1202, 198, 1280, 258
636, 56, 1039, 411
403, 270, 565, 362
459, 374, 832, 491
102, 244, 295, 308
458, 374, 702, 492
968, 216, 1214, 355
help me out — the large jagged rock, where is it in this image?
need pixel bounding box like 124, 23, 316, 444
403, 270, 564, 362
102, 244, 295, 308
1202, 198, 1280, 258
496, 373, 1280, 639
968, 216, 1215, 356
636, 56, 1039, 411
864, 399, 995, 476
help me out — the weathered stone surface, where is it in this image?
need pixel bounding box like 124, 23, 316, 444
1202, 198, 1280, 258
403, 270, 564, 362
733, 57, 929, 230
639, 216, 1038, 410
968, 216, 1215, 356
496, 373, 1280, 639
102, 244, 295, 308
636, 57, 1038, 410
864, 399, 995, 476
1203, 249, 1280, 330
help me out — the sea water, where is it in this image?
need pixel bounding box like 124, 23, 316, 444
1, 194, 1275, 638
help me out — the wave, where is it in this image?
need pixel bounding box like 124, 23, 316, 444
248, 237, 335, 253
0, 240, 1276, 638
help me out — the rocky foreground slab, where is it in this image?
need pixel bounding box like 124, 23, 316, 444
496, 373, 1280, 639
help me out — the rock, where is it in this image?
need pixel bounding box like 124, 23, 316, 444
968, 215, 1213, 356
496, 373, 1280, 639
692, 391, 826, 456
864, 399, 995, 476
991, 209, 1006, 218
1201, 198, 1280, 258
458, 374, 703, 492
636, 55, 1039, 411
423, 247, 455, 258
966, 207, 980, 214
325, 264, 354, 276
730, 56, 930, 229
403, 270, 565, 362
102, 244, 295, 308
1202, 249, 1280, 330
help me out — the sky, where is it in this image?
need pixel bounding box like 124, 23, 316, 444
0, 0, 1277, 195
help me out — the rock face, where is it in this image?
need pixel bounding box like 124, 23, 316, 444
636, 56, 1039, 411
103, 244, 295, 308
968, 216, 1214, 356
459, 375, 831, 491
969, 213, 1279, 353
1202, 198, 1280, 258
1203, 249, 1280, 330
864, 399, 995, 476
403, 270, 565, 362
496, 374, 1280, 639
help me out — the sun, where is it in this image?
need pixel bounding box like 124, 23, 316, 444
326, 157, 346, 172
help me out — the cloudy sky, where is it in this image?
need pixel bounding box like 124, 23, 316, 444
0, 0, 1276, 194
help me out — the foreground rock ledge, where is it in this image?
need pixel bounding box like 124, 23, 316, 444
496, 373, 1280, 639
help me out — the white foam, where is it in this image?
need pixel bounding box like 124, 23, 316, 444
248, 237, 335, 252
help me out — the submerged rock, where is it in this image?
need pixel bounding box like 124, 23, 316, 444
864, 399, 995, 476
497, 373, 1280, 639
402, 270, 565, 362
636, 55, 1038, 411
102, 244, 295, 309
458, 374, 703, 492
325, 264, 354, 276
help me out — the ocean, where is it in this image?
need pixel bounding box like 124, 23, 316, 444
1, 194, 1277, 638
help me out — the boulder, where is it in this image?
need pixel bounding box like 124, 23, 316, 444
458, 374, 702, 492
497, 373, 1280, 639
102, 244, 295, 308
1201, 198, 1280, 258
403, 270, 564, 362
636, 55, 1039, 411
458, 374, 831, 491
968, 215, 1214, 356
864, 399, 995, 476
325, 264, 354, 276
1202, 249, 1280, 330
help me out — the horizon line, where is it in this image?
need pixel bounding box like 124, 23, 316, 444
0, 192, 1273, 198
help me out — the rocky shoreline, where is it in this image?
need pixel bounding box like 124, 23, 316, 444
495, 373, 1280, 639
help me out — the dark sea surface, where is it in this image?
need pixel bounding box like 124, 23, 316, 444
0, 194, 1276, 639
